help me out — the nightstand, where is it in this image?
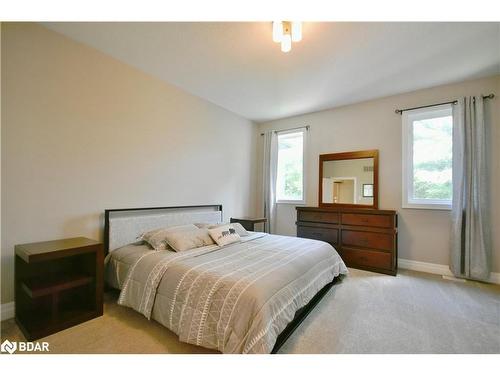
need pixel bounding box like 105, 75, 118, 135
230, 217, 267, 231
14, 237, 103, 340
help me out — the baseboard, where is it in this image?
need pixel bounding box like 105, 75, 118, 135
490, 272, 500, 285
398, 258, 500, 285
1, 302, 15, 321
398, 258, 453, 277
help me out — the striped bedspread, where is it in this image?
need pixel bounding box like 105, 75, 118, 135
117, 233, 347, 353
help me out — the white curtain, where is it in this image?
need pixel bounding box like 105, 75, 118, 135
450, 96, 491, 281
262, 131, 278, 234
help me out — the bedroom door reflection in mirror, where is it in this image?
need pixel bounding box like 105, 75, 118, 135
319, 150, 378, 209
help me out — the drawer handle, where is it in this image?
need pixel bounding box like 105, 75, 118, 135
360, 239, 369, 245
311, 232, 323, 237
361, 218, 369, 223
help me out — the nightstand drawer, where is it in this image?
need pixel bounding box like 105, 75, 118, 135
297, 225, 338, 244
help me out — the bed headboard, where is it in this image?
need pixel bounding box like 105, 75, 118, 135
104, 204, 223, 254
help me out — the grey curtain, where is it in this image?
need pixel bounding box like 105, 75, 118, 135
262, 131, 277, 233
450, 96, 491, 281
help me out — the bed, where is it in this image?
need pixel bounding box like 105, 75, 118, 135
104, 205, 348, 354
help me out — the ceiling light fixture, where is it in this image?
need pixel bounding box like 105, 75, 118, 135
272, 21, 302, 53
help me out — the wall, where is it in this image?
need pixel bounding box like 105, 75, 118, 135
1, 23, 257, 304
257, 75, 500, 273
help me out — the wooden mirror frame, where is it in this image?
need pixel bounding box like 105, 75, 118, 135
318, 149, 379, 209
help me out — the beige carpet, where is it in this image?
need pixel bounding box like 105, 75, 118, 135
2, 268, 499, 354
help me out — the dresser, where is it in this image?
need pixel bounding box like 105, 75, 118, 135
296, 207, 398, 275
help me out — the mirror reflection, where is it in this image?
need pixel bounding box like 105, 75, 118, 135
322, 158, 374, 205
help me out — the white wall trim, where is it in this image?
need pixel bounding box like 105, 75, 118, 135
398, 258, 453, 276
489, 273, 500, 285
398, 258, 500, 285
1, 302, 15, 321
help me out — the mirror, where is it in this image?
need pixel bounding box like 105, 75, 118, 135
319, 150, 378, 209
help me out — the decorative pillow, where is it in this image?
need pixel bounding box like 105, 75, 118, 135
138, 224, 198, 251
195, 222, 249, 237
208, 224, 241, 247
165, 228, 215, 252
228, 222, 250, 237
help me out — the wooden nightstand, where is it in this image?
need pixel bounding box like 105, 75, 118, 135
14, 237, 103, 340
230, 217, 267, 231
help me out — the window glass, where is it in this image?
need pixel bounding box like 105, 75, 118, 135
276, 131, 304, 202
412, 115, 453, 201
402, 105, 453, 209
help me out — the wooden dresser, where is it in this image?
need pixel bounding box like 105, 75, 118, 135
296, 207, 398, 275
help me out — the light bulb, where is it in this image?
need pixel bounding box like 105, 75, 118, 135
281, 34, 292, 53
291, 22, 302, 42
272, 21, 283, 43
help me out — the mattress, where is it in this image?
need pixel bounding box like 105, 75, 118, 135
110, 233, 347, 353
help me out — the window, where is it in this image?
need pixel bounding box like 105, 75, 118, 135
402, 104, 453, 209
276, 128, 306, 203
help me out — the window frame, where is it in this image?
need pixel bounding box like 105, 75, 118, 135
402, 104, 453, 210
275, 127, 307, 205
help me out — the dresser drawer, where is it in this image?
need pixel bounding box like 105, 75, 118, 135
341, 213, 393, 228
297, 226, 338, 244
341, 230, 394, 251
298, 210, 339, 224
341, 247, 392, 270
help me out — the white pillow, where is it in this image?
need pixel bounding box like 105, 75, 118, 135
208, 224, 241, 247
230, 222, 250, 237
165, 228, 215, 252
138, 224, 198, 251
195, 222, 249, 237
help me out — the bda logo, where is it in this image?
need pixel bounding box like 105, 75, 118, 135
0, 339, 49, 354
1, 339, 17, 354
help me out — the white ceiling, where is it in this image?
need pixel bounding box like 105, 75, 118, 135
42, 22, 500, 122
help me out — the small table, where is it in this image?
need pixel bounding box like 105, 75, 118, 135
230, 217, 267, 231
15, 237, 103, 340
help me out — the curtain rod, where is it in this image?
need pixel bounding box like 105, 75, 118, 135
260, 125, 309, 136
395, 93, 495, 114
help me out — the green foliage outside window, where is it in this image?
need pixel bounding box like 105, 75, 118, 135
283, 160, 302, 198
276, 132, 303, 201
412, 115, 452, 201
